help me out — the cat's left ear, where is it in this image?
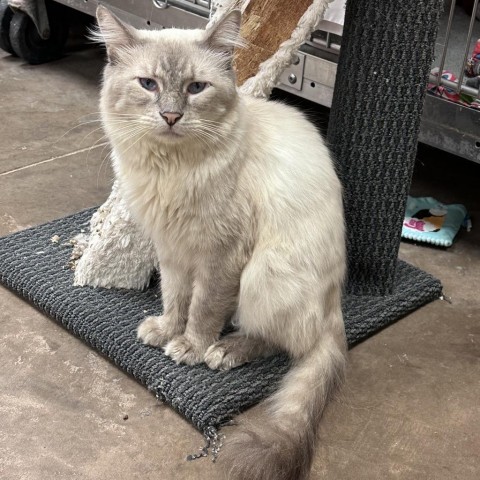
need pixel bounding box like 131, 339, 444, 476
204, 9, 243, 56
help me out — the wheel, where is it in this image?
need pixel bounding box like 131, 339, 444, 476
0, 0, 15, 55
9, 6, 69, 64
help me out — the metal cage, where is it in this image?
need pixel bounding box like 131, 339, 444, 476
420, 0, 480, 164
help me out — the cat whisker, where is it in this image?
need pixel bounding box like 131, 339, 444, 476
93, 124, 151, 185
190, 132, 229, 157
189, 130, 216, 155
83, 111, 151, 120
191, 118, 225, 126
54, 120, 104, 144
110, 125, 151, 143
77, 125, 111, 149
108, 123, 153, 149
193, 119, 232, 132
193, 126, 232, 150
97, 147, 114, 189
84, 136, 111, 173
83, 122, 146, 169
120, 128, 153, 156
57, 117, 151, 148
190, 121, 230, 136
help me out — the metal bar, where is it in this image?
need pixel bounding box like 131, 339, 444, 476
167, 0, 211, 17
429, 74, 479, 97
436, 0, 456, 88
456, 0, 479, 92
420, 95, 480, 165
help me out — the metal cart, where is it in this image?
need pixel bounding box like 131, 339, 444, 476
1, 0, 479, 164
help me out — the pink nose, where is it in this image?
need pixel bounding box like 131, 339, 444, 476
161, 112, 183, 126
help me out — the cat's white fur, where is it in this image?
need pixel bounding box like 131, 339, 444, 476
97, 7, 346, 480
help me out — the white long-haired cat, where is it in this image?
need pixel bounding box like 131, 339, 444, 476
96, 6, 346, 480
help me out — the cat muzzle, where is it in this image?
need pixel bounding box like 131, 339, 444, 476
160, 112, 183, 126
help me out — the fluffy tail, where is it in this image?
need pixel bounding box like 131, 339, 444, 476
220, 332, 346, 480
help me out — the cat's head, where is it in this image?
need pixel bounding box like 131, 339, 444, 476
95, 6, 242, 146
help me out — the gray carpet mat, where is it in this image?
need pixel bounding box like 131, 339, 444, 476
0, 209, 442, 433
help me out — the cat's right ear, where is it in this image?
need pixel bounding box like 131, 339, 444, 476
94, 6, 137, 63
204, 9, 244, 56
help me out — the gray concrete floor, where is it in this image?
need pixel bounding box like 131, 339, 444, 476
0, 43, 479, 480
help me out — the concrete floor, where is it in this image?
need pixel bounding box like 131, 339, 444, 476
0, 43, 479, 480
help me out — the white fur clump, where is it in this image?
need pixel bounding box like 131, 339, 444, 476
73, 181, 157, 289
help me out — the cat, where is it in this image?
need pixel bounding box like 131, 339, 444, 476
95, 6, 347, 480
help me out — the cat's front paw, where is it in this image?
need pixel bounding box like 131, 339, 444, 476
204, 339, 250, 371
164, 335, 207, 366
137, 315, 182, 347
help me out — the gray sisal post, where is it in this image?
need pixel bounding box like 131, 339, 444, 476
327, 0, 443, 295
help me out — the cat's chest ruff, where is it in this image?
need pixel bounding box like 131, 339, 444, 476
129, 165, 200, 217
121, 153, 220, 241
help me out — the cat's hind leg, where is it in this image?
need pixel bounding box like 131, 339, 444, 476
204, 331, 277, 371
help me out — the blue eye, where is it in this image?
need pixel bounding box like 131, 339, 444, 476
187, 82, 208, 94
139, 78, 158, 91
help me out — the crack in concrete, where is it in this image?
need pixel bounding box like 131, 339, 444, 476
0, 142, 109, 177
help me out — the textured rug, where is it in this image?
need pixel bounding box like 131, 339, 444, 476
0, 209, 442, 434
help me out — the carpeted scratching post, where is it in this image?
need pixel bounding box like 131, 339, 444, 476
327, 0, 443, 295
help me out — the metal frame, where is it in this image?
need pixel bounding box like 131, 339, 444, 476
421, 94, 480, 161
53, 0, 210, 29
419, 0, 480, 164
279, 50, 336, 108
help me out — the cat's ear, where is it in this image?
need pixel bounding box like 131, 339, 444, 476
94, 6, 137, 63
204, 9, 243, 55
